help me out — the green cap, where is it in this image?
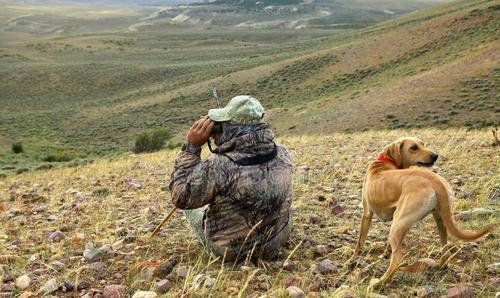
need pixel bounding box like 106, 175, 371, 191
208, 95, 264, 124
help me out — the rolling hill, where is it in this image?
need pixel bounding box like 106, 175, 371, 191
0, 0, 499, 175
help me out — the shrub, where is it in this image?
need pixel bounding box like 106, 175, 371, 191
12, 143, 23, 154
43, 153, 73, 162
15, 167, 30, 174
92, 187, 111, 197
134, 129, 172, 153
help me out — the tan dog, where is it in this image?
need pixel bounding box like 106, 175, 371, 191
350, 137, 492, 284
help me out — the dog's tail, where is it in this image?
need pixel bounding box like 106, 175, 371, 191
434, 178, 493, 241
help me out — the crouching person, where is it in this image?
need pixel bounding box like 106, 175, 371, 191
169, 95, 293, 262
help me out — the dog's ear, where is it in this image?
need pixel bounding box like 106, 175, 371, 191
382, 139, 405, 168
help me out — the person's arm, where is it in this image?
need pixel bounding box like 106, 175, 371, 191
169, 117, 216, 209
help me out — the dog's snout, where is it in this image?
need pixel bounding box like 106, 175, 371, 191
431, 153, 439, 162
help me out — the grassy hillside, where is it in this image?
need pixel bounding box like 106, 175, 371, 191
0, 129, 498, 297
0, 0, 499, 176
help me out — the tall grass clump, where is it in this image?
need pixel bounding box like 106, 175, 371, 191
133, 129, 172, 153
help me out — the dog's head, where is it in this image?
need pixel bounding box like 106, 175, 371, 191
381, 137, 438, 169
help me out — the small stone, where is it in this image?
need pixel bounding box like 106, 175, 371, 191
204, 276, 216, 287
115, 227, 128, 237
282, 260, 297, 271
460, 192, 472, 200
311, 259, 337, 274
156, 279, 172, 293
416, 286, 436, 297
286, 286, 305, 298
157, 258, 178, 277
39, 278, 59, 295
112, 240, 124, 251
47, 215, 57, 221
83, 246, 103, 262
103, 284, 125, 298
309, 214, 321, 224
16, 275, 31, 290
50, 260, 65, 270
284, 277, 300, 288
487, 262, 500, 273
313, 244, 328, 255
19, 291, 34, 298
48, 230, 65, 242
61, 280, 75, 292
131, 291, 157, 298
192, 274, 205, 289
447, 285, 474, 298
176, 266, 189, 278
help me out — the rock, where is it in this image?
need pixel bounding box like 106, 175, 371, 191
157, 258, 178, 277
487, 262, 500, 273
115, 227, 128, 237
447, 285, 474, 298
311, 259, 337, 274
131, 291, 157, 298
286, 286, 305, 298
284, 277, 300, 288
416, 286, 436, 297
458, 208, 498, 219
313, 244, 328, 255
48, 230, 65, 242
282, 260, 297, 271
16, 275, 31, 290
402, 258, 437, 273
156, 279, 172, 293
103, 284, 125, 298
61, 280, 75, 291
50, 260, 65, 270
176, 266, 189, 278
47, 215, 58, 221
19, 291, 34, 298
192, 274, 205, 289
112, 240, 124, 251
331, 203, 344, 216
297, 165, 309, 172
459, 192, 472, 200
308, 214, 321, 224
204, 276, 216, 287
39, 278, 59, 295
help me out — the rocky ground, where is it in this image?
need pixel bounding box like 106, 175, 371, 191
0, 128, 498, 297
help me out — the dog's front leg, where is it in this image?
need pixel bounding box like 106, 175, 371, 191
349, 207, 373, 262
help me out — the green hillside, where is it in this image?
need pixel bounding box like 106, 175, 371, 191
0, 0, 499, 176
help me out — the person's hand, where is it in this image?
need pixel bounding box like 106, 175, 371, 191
186, 116, 214, 147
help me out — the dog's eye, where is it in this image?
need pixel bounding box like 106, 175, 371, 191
410, 145, 418, 151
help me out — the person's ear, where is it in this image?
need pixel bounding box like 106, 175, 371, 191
382, 139, 405, 168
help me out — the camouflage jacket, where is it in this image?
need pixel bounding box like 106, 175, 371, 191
169, 127, 293, 261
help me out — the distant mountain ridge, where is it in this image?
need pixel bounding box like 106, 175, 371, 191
143, 0, 446, 29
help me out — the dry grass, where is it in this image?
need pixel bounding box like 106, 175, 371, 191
1, 128, 498, 297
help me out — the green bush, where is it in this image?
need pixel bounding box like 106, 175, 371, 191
43, 153, 74, 162
16, 167, 30, 174
133, 129, 172, 153
12, 143, 23, 154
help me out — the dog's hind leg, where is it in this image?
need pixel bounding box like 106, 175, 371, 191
432, 210, 448, 246
349, 207, 373, 262
379, 192, 435, 284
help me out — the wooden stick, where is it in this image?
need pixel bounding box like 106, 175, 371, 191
150, 207, 177, 237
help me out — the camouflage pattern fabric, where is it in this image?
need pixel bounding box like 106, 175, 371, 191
169, 126, 293, 261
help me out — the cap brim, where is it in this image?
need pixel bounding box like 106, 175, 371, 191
208, 108, 231, 122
